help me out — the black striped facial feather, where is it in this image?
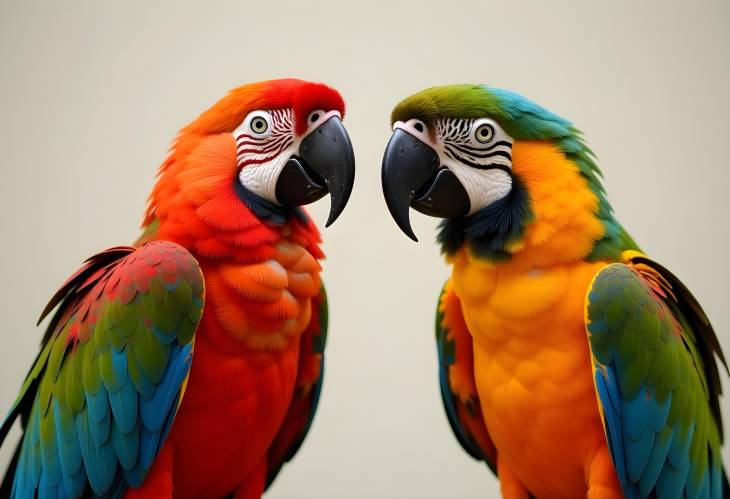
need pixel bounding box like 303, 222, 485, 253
228, 106, 354, 224
429, 118, 531, 259
435, 117, 513, 173
235, 109, 296, 170
233, 108, 301, 204
429, 117, 514, 215
385, 114, 529, 257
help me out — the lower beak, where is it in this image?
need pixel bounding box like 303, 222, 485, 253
275, 116, 356, 227
381, 129, 469, 241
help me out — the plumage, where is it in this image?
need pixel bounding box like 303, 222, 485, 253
587, 255, 726, 499
1, 242, 204, 497
382, 84, 727, 498
2, 78, 353, 498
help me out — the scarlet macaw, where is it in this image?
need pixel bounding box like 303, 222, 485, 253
0, 78, 355, 498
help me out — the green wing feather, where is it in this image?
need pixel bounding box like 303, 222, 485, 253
586, 255, 727, 499
0, 241, 204, 498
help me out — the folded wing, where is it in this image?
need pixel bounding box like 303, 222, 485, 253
0, 241, 204, 498
436, 280, 497, 472
586, 253, 728, 499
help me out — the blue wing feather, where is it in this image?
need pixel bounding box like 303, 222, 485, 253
108, 382, 137, 436
586, 259, 727, 499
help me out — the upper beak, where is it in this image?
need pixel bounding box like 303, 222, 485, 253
381, 129, 470, 241
275, 116, 356, 227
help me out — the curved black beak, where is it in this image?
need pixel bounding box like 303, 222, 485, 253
275, 116, 355, 227
381, 129, 469, 241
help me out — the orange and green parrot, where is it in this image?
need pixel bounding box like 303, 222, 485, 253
381, 84, 728, 499
0, 78, 355, 498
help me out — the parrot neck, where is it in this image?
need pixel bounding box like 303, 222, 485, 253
137, 132, 323, 262
437, 173, 533, 261
233, 181, 311, 228
138, 210, 322, 264
132, 118, 325, 353
442, 141, 638, 269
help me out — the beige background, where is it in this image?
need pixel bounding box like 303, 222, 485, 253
1, 0, 729, 497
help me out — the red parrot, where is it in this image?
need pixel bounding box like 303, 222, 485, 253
0, 78, 355, 498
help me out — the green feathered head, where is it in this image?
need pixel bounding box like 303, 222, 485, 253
382, 84, 637, 262
391, 84, 575, 141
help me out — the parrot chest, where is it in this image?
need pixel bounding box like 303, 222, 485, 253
165, 331, 301, 498
453, 259, 609, 497
162, 239, 322, 497
204, 239, 322, 350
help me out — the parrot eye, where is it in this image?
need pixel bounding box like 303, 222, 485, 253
473, 122, 496, 144
251, 117, 268, 134
241, 110, 273, 138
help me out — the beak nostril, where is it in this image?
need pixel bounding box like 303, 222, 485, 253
308, 109, 325, 125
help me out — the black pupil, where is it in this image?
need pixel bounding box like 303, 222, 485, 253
414, 122, 424, 132
311, 113, 320, 122
254, 119, 265, 131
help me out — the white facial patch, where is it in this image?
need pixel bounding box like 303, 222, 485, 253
434, 117, 515, 214
233, 108, 296, 203
237, 153, 291, 202
446, 163, 512, 214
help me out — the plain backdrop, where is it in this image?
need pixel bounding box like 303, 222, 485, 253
1, 1, 729, 497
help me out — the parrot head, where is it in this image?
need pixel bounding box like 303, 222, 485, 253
142, 79, 355, 255
381, 84, 635, 264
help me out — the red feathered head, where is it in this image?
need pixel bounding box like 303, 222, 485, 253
183, 79, 346, 137
141, 79, 355, 261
